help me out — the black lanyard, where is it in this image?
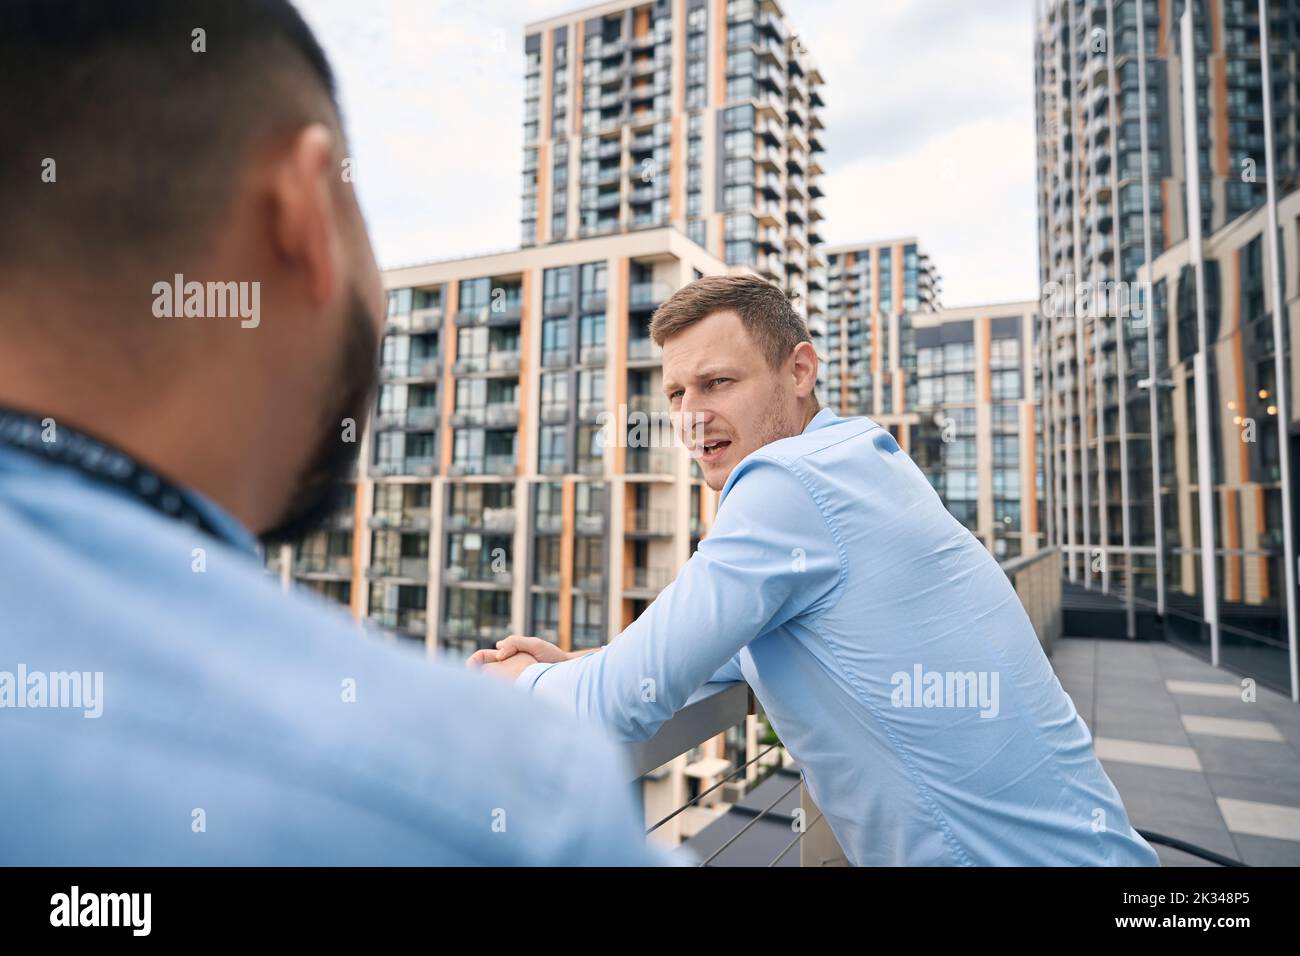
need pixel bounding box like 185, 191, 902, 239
0, 406, 236, 545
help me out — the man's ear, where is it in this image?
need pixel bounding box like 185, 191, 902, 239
267, 122, 340, 308
791, 340, 818, 398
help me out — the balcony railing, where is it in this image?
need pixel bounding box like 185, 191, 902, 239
485, 453, 517, 475
487, 350, 521, 372
369, 557, 429, 581
629, 280, 670, 309
373, 608, 427, 637
442, 618, 511, 640
442, 566, 513, 587
294, 555, 353, 576
368, 510, 432, 531
629, 508, 674, 535
627, 338, 661, 361
485, 402, 520, 427
626, 449, 674, 475
625, 566, 673, 592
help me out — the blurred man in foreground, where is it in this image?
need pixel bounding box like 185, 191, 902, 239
0, 0, 661, 865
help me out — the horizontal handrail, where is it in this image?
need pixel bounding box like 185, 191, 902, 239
625, 680, 751, 781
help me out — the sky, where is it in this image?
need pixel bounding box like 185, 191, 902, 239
296, 0, 1040, 307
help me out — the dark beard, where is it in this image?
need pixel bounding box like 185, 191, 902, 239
259, 288, 379, 546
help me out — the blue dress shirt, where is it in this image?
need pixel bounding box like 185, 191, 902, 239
0, 445, 665, 865
518, 408, 1159, 866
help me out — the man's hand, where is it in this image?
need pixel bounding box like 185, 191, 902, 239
471, 650, 539, 683
468, 634, 571, 668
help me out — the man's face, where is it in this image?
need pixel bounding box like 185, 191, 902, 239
261, 187, 384, 545
661, 310, 806, 491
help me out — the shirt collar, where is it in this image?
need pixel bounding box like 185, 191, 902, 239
184, 488, 262, 558
804, 406, 837, 433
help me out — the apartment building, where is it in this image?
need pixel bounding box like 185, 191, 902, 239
1135, 188, 1300, 689
908, 301, 1045, 562
520, 0, 828, 350
822, 239, 942, 449
1035, 0, 1300, 691
270, 229, 732, 663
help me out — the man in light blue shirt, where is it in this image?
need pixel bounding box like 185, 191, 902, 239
476, 275, 1158, 867
0, 0, 661, 866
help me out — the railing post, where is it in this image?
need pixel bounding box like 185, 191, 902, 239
799, 783, 848, 867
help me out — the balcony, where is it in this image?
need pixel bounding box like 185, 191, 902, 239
485, 453, 517, 476
628, 507, 674, 535
381, 357, 440, 382
540, 403, 568, 425
442, 566, 514, 588
485, 402, 520, 428
371, 455, 435, 477
628, 392, 667, 414
541, 349, 570, 370
456, 300, 522, 327
409, 308, 442, 333
627, 337, 661, 362
626, 449, 674, 475
575, 512, 605, 534
446, 507, 515, 533
441, 618, 511, 641
450, 407, 486, 427
452, 355, 487, 375
625, 565, 673, 593
580, 291, 608, 312
294, 555, 353, 578
368, 510, 432, 532
486, 350, 521, 373
629, 280, 671, 310
373, 608, 427, 639
368, 557, 429, 581
376, 406, 438, 430
580, 345, 607, 365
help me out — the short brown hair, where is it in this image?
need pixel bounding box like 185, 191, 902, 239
649, 274, 811, 371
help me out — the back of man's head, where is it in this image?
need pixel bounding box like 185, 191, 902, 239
0, 0, 338, 285
0, 0, 386, 543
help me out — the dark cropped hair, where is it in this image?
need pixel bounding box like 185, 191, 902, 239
0, 0, 339, 279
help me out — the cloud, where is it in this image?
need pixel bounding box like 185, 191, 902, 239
296, 0, 1040, 302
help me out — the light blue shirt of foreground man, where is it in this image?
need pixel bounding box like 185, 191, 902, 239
0, 439, 665, 866
475, 275, 1158, 867
0, 439, 670, 868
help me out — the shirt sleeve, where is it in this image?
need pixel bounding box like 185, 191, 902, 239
707, 652, 745, 684
515, 455, 845, 742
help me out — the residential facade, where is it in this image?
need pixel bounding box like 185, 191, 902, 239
520, 0, 828, 351
909, 301, 1045, 563
1034, 0, 1300, 691
822, 238, 942, 446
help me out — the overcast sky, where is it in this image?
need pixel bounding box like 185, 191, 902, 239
297, 0, 1039, 307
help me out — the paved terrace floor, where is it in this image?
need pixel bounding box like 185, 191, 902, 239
1051, 637, 1300, 866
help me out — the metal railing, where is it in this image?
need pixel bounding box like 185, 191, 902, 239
1000, 547, 1063, 654
627, 681, 841, 866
